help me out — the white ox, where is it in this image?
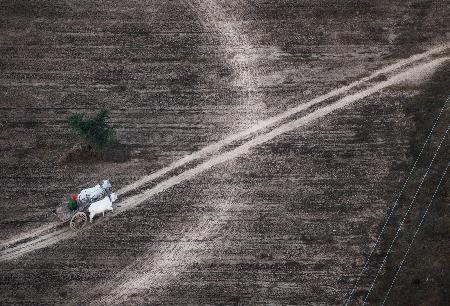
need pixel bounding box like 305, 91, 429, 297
88, 193, 118, 222
78, 180, 112, 204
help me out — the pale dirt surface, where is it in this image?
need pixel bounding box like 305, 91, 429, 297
0, 0, 449, 305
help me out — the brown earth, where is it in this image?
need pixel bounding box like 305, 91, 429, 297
0, 0, 449, 305
364, 64, 449, 306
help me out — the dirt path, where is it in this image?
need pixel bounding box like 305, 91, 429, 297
0, 45, 448, 263
90, 56, 449, 305
117, 41, 450, 196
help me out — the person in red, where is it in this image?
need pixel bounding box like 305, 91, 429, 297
68, 194, 78, 210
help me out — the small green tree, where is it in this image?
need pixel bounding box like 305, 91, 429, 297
68, 109, 115, 150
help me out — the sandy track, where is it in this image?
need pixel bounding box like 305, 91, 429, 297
116, 0, 449, 197
117, 41, 450, 197
0, 48, 448, 263
0, 228, 75, 261
0, 222, 59, 249
117, 0, 263, 196
0, 1, 448, 263
1, 1, 449, 304
91, 198, 235, 305
91, 57, 448, 304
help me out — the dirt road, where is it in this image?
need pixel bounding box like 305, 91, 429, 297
1, 0, 449, 304
2, 49, 448, 263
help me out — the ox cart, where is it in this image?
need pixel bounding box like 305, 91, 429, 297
56, 180, 113, 231
56, 200, 90, 230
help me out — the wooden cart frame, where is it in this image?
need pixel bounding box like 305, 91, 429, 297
56, 200, 91, 231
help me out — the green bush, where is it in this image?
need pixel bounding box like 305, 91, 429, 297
68, 109, 115, 150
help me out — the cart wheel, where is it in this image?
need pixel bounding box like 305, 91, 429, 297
70, 212, 87, 231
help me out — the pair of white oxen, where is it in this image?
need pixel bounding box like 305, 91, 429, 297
78, 180, 118, 222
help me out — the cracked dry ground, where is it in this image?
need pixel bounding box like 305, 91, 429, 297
1, 0, 449, 305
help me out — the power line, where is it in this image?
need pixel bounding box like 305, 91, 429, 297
363, 125, 449, 304
343, 95, 449, 306
381, 160, 449, 305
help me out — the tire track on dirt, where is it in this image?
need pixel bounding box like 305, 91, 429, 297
185, 0, 268, 131
117, 42, 450, 196
186, 0, 259, 92
117, 0, 264, 196
91, 57, 449, 305
0, 47, 449, 263
0, 228, 75, 261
